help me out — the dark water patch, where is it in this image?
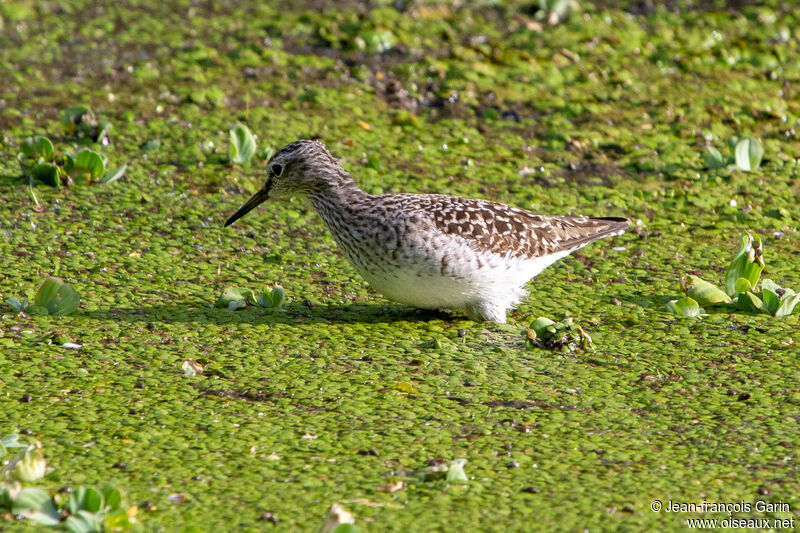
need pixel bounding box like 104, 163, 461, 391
197, 386, 283, 402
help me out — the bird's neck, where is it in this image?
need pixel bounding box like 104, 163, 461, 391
308, 171, 368, 214
307, 172, 375, 246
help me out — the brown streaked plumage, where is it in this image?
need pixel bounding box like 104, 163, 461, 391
225, 140, 629, 322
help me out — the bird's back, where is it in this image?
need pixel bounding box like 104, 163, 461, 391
372, 193, 628, 260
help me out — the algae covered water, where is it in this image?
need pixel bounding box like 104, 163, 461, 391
1, 1, 798, 530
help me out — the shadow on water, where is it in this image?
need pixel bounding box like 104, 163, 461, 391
84, 302, 447, 326
609, 291, 675, 310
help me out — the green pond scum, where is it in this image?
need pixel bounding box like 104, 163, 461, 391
1, 0, 799, 530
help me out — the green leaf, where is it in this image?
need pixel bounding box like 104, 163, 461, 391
762, 288, 780, 316
270, 286, 285, 309
63, 153, 75, 173
100, 164, 127, 184
256, 286, 285, 309
34, 277, 81, 316
685, 275, 732, 305
775, 291, 800, 317
727, 136, 740, 154
725, 232, 764, 297
530, 317, 556, 338
1, 434, 27, 449
446, 458, 468, 484
734, 136, 763, 171
100, 484, 122, 510
229, 123, 257, 165
83, 487, 102, 512
36, 136, 54, 160
38, 137, 55, 160
734, 277, 751, 294
73, 149, 105, 180
19, 137, 37, 158
0, 482, 17, 511
69, 486, 102, 514
726, 233, 751, 291
216, 287, 256, 309
704, 146, 726, 170
64, 510, 103, 533
33, 162, 59, 187
761, 279, 781, 293
736, 291, 767, 314
5, 297, 29, 313
12, 488, 60, 526
665, 297, 702, 317
256, 290, 270, 308
20, 135, 55, 160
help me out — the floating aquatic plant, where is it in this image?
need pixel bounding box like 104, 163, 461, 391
5, 277, 81, 316
668, 232, 798, 317
228, 123, 257, 165
705, 136, 763, 172
0, 434, 140, 531
216, 285, 285, 311
525, 316, 594, 352
16, 106, 125, 187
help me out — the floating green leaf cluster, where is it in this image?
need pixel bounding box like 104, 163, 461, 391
705, 136, 763, 172
668, 232, 799, 317
1, 435, 139, 532
16, 107, 126, 187
525, 316, 594, 352
5, 277, 80, 316
215, 285, 285, 311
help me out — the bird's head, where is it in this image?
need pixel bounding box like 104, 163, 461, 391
224, 139, 344, 227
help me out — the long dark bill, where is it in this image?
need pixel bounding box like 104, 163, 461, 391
223, 182, 271, 227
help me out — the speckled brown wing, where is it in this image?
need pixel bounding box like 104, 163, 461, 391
398, 195, 629, 258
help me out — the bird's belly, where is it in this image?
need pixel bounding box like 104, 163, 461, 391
352, 252, 564, 310
357, 266, 475, 309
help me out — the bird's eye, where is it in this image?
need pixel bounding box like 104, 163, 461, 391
271, 163, 283, 176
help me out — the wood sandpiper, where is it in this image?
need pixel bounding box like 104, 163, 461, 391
225, 140, 629, 322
